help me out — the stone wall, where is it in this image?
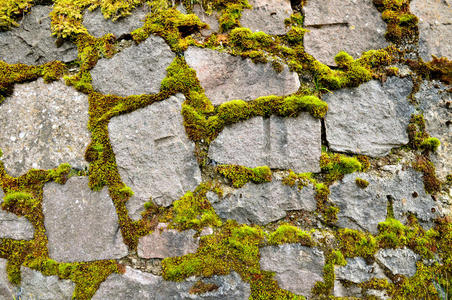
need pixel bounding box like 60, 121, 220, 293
0, 0, 451, 299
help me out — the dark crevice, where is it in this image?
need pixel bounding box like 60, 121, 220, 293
321, 118, 329, 148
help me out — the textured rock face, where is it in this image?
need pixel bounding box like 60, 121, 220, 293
0, 259, 15, 300
330, 168, 439, 233
91, 35, 175, 96
0, 79, 90, 177
209, 114, 321, 172
336, 257, 386, 283
138, 223, 199, 259
19, 266, 75, 300
0, 208, 34, 240
416, 81, 452, 181
192, 4, 220, 36
0, 6, 77, 64
83, 6, 149, 38
324, 77, 414, 157
303, 0, 388, 66
207, 180, 316, 225
375, 248, 419, 277
43, 176, 128, 262
240, 0, 292, 35
411, 0, 452, 61
109, 94, 201, 209
260, 244, 324, 298
184, 47, 300, 105
93, 267, 250, 299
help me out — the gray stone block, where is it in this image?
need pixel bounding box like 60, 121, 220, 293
240, 0, 292, 35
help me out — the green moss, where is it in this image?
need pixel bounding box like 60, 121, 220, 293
313, 249, 347, 296
336, 228, 378, 258
268, 224, 313, 246
420, 137, 441, 152
46, 163, 71, 184
0, 0, 33, 30
6, 261, 21, 285
413, 155, 441, 194
355, 178, 369, 188
281, 171, 314, 190
2, 191, 37, 214
320, 152, 362, 182
334, 51, 354, 68
216, 165, 272, 188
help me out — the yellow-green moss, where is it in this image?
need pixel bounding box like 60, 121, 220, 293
268, 224, 313, 246
216, 165, 272, 188
282, 171, 315, 190
355, 178, 369, 188
336, 228, 378, 258
0, 0, 33, 30
320, 152, 363, 182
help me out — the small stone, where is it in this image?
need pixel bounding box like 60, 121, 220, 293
411, 0, 452, 61
336, 257, 386, 283
90, 35, 175, 96
83, 6, 149, 38
333, 280, 362, 297
43, 176, 128, 262
240, 0, 292, 35
0, 208, 34, 240
209, 114, 321, 172
260, 244, 324, 298
375, 248, 420, 277
324, 77, 414, 157
0, 6, 77, 65
207, 179, 316, 225
303, 0, 388, 66
0, 259, 15, 300
184, 47, 300, 105
0, 79, 90, 177
19, 266, 75, 300
137, 223, 199, 259
109, 94, 201, 210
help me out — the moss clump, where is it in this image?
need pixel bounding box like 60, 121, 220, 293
268, 224, 313, 246
420, 137, 441, 152
189, 280, 219, 294
6, 261, 21, 285
0, 0, 33, 30
282, 171, 314, 190
46, 163, 71, 184
355, 178, 369, 188
413, 155, 441, 194
216, 165, 272, 188
334, 51, 354, 67
313, 249, 347, 296
2, 191, 38, 215
336, 228, 377, 259
320, 152, 363, 182
407, 56, 452, 85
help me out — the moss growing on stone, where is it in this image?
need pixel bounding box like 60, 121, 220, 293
420, 137, 441, 152
0, 0, 33, 30
320, 152, 363, 182
412, 155, 441, 194
216, 165, 272, 188
336, 228, 378, 259
355, 178, 369, 188
267, 224, 313, 246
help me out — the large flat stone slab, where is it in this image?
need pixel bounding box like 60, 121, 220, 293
184, 47, 300, 105
0, 208, 34, 240
0, 79, 90, 177
43, 176, 128, 262
109, 94, 201, 209
303, 0, 388, 66
92, 267, 250, 299
260, 244, 324, 298
0, 6, 77, 64
375, 248, 419, 277
335, 257, 386, 283
0, 259, 15, 300
324, 77, 414, 157
209, 114, 321, 172
411, 0, 452, 61
240, 0, 292, 35
91, 35, 175, 96
207, 179, 316, 225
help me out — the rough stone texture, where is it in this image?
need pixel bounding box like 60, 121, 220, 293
19, 266, 75, 300
303, 0, 388, 66
83, 6, 149, 38
93, 267, 250, 299
0, 208, 34, 240
109, 94, 201, 209
415, 80, 452, 181
0, 6, 77, 65
375, 248, 420, 277
333, 281, 362, 298
240, 0, 292, 35
91, 35, 175, 96
138, 223, 199, 259
43, 176, 128, 262
324, 77, 414, 157
207, 179, 316, 225
411, 0, 452, 61
0, 78, 90, 177
336, 257, 386, 283
260, 244, 324, 298
330, 168, 440, 233
0, 259, 15, 300
192, 4, 220, 36
184, 47, 300, 105
209, 114, 321, 173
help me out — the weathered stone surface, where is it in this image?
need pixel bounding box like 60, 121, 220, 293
209, 115, 321, 172
260, 244, 324, 298
43, 176, 128, 262
0, 208, 34, 240
324, 77, 414, 157
109, 94, 201, 209
416, 80, 452, 181
240, 0, 292, 35
91, 35, 175, 96
83, 6, 149, 38
19, 266, 75, 300
207, 179, 316, 225
184, 47, 300, 105
138, 223, 199, 259
0, 78, 90, 177
375, 248, 419, 277
93, 267, 250, 299
0, 6, 77, 65
0, 259, 15, 300
411, 0, 452, 61
192, 4, 220, 36
303, 0, 388, 66
330, 168, 440, 233
336, 257, 386, 283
